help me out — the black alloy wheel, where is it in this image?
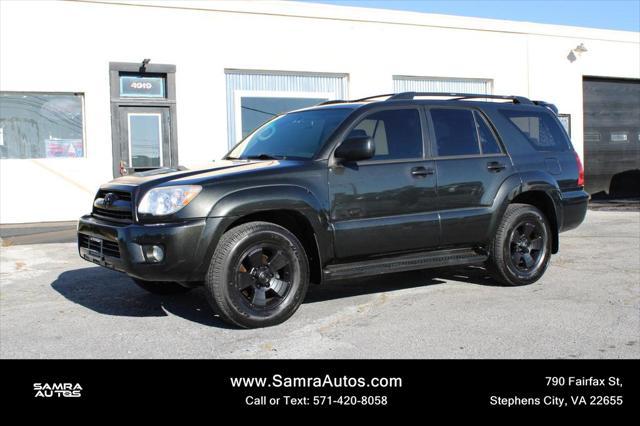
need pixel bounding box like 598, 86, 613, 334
487, 203, 552, 286
205, 221, 310, 328
508, 220, 546, 274
236, 244, 294, 309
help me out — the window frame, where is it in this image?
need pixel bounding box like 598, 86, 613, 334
424, 105, 507, 160
473, 109, 505, 155
335, 105, 428, 165
0, 91, 87, 160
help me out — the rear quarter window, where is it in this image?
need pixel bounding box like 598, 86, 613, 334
500, 109, 570, 152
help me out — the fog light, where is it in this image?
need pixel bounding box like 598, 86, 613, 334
143, 245, 164, 263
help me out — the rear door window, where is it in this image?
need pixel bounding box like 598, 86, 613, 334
500, 109, 570, 152
430, 108, 480, 156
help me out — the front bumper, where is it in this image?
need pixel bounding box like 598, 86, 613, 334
77, 215, 223, 282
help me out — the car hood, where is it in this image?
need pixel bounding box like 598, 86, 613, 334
106, 160, 292, 189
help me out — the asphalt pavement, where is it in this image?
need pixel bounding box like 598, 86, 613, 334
0, 210, 638, 359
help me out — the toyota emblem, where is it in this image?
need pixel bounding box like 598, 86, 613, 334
103, 193, 117, 207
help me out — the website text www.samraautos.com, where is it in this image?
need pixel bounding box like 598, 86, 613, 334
229, 374, 403, 407
230, 374, 402, 389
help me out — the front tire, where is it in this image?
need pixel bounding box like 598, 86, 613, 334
132, 278, 193, 294
205, 221, 310, 328
487, 203, 552, 286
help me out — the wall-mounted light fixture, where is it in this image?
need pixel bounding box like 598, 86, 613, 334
573, 43, 588, 54
567, 43, 587, 63
139, 58, 151, 73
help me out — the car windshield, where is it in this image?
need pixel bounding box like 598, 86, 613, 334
226, 108, 352, 160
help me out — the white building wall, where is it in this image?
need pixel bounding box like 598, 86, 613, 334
0, 0, 638, 223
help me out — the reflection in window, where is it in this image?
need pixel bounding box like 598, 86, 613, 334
240, 97, 327, 139
0, 93, 84, 159
474, 111, 502, 154
352, 109, 422, 160
228, 108, 351, 160
500, 109, 569, 152
431, 109, 480, 156
128, 114, 161, 168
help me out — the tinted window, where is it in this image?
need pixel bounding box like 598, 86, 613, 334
431, 108, 480, 156
228, 108, 351, 160
474, 111, 502, 154
352, 109, 422, 160
500, 109, 570, 152
240, 96, 327, 139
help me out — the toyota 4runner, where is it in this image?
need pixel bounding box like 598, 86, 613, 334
78, 92, 588, 328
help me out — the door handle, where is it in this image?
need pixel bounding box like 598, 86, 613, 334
411, 166, 434, 177
487, 161, 506, 172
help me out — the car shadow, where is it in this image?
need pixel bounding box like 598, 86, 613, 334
51, 264, 502, 327
305, 264, 501, 303
50, 267, 233, 328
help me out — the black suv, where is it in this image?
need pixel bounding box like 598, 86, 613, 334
78, 92, 588, 328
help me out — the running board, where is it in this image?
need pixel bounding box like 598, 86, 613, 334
323, 248, 487, 281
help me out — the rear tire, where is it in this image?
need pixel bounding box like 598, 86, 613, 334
205, 221, 309, 328
487, 203, 552, 286
132, 278, 192, 294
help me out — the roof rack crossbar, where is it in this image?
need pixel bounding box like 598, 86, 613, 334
387, 92, 533, 105
317, 99, 348, 106
352, 93, 397, 102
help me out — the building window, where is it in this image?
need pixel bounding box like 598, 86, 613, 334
225, 71, 349, 148
128, 113, 163, 168
0, 92, 84, 159
393, 76, 493, 95
119, 74, 166, 98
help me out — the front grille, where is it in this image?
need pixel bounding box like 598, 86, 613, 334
92, 189, 133, 223
92, 207, 132, 221
98, 190, 131, 202
78, 233, 121, 258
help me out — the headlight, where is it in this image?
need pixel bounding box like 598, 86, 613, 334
138, 185, 202, 216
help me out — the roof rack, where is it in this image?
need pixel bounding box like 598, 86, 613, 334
387, 92, 533, 105
317, 99, 349, 106
352, 93, 398, 102
318, 92, 549, 108
532, 100, 559, 114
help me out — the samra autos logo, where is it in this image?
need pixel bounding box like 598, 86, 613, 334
33, 383, 83, 398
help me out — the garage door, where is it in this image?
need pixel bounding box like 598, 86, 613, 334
583, 77, 640, 198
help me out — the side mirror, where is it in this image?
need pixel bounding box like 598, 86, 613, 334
335, 136, 375, 162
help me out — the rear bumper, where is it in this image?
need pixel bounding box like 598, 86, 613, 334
77, 215, 224, 282
559, 189, 589, 232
